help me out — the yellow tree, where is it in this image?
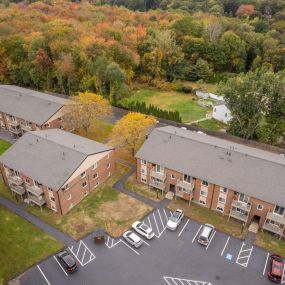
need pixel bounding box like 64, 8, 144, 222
65, 92, 112, 133
109, 112, 156, 156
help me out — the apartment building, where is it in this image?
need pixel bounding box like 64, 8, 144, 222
0, 85, 67, 137
135, 126, 285, 238
0, 129, 115, 215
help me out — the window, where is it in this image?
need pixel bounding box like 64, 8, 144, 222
141, 168, 145, 174
34, 180, 41, 188
225, 113, 228, 118
182, 187, 190, 193
93, 173, 98, 179
51, 205, 57, 211
48, 187, 53, 191
94, 182, 99, 188
274, 205, 285, 216
218, 197, 226, 204
82, 181, 87, 188
58, 117, 62, 121
200, 190, 207, 197
93, 162, 97, 169
50, 197, 55, 202
202, 180, 208, 187
107, 153, 110, 159
257, 204, 263, 211
183, 174, 191, 183
171, 174, 175, 179
156, 165, 162, 173
15, 171, 20, 177
199, 200, 206, 205
217, 207, 224, 212
61, 184, 69, 191
220, 187, 227, 193
59, 125, 64, 130
141, 178, 147, 183
67, 193, 72, 200
141, 160, 146, 165
107, 163, 110, 169
81, 171, 86, 178
25, 178, 30, 184
239, 193, 249, 204
44, 123, 50, 128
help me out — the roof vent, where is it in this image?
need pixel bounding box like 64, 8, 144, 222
73, 144, 76, 148
180, 127, 186, 130
63, 151, 65, 156
36, 139, 39, 143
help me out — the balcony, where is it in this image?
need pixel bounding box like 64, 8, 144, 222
229, 209, 249, 223
176, 179, 194, 192
10, 185, 26, 195
28, 194, 46, 206
149, 180, 165, 191
231, 200, 251, 211
20, 124, 32, 132
150, 170, 166, 181
8, 176, 23, 186
25, 184, 44, 196
9, 127, 21, 135
265, 212, 285, 225
7, 120, 19, 127
263, 222, 284, 236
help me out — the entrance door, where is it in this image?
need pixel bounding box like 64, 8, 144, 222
252, 215, 261, 224
169, 184, 176, 193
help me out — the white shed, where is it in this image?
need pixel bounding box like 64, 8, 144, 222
212, 101, 232, 123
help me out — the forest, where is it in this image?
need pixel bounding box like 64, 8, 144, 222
0, 0, 284, 144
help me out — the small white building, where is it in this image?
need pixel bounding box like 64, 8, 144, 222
212, 101, 232, 123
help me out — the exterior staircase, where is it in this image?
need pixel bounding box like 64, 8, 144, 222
165, 191, 174, 200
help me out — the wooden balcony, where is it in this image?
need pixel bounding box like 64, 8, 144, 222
8, 176, 23, 186
9, 127, 22, 134
20, 124, 32, 132
176, 179, 194, 193
7, 120, 19, 127
150, 170, 166, 181
25, 184, 44, 196
149, 180, 165, 191
28, 194, 46, 206
265, 211, 285, 225
231, 200, 251, 211
229, 209, 249, 223
10, 185, 26, 195
263, 222, 284, 236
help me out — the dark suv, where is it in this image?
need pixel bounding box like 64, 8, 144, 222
57, 250, 78, 273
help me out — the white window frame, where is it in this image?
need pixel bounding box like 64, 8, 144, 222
34, 180, 41, 188
202, 180, 209, 187
107, 163, 110, 169
67, 193, 72, 200
217, 206, 224, 212
81, 171, 86, 178
171, 174, 175, 179
218, 197, 226, 204
141, 160, 146, 165
220, 187, 227, 193
82, 181, 88, 188
93, 173, 98, 179
199, 200, 206, 205
50, 196, 55, 202
93, 162, 98, 170
257, 204, 263, 211
200, 190, 208, 197
239, 193, 249, 204
274, 205, 285, 216
183, 174, 191, 183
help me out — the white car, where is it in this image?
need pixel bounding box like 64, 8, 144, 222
167, 209, 184, 231
132, 221, 155, 240
123, 231, 143, 248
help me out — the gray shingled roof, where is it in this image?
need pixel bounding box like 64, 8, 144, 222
0, 129, 112, 190
135, 126, 285, 207
0, 85, 66, 125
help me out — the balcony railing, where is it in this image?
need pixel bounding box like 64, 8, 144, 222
149, 180, 165, 191
10, 185, 26, 195
20, 124, 32, 131
150, 170, 166, 181
7, 120, 19, 126
265, 212, 285, 225
176, 179, 194, 192
229, 209, 249, 223
8, 176, 23, 186
9, 127, 21, 134
231, 200, 251, 211
25, 184, 44, 196
263, 222, 284, 236
28, 194, 46, 206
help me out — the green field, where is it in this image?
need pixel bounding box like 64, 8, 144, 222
0, 139, 11, 155
0, 205, 63, 283
196, 119, 227, 132
120, 89, 210, 123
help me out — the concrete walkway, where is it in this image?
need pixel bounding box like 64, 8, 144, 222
0, 129, 16, 144
0, 196, 74, 245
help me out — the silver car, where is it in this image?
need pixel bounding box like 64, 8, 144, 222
167, 209, 184, 231
198, 224, 215, 246
132, 221, 155, 240
123, 231, 143, 248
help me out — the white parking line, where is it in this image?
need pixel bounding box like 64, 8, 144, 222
178, 219, 189, 237
221, 236, 230, 256
141, 239, 150, 246
153, 212, 160, 233
192, 225, 202, 243
263, 252, 270, 275
157, 209, 165, 227
163, 276, 212, 285
206, 230, 216, 250
120, 239, 140, 255
37, 265, 51, 285
236, 242, 253, 268
163, 208, 169, 220
69, 240, 96, 266
53, 256, 68, 276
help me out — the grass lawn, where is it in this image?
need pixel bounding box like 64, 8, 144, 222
26, 164, 152, 239
168, 198, 248, 239
120, 89, 210, 123
0, 139, 11, 155
75, 119, 114, 143
255, 231, 285, 256
124, 174, 164, 202
195, 119, 227, 132
0, 205, 63, 284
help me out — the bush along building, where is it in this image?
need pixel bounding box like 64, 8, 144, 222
135, 126, 285, 238
0, 85, 68, 137
0, 129, 115, 215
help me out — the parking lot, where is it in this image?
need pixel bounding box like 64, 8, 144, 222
17, 208, 283, 285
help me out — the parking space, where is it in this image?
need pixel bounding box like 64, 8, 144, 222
17, 207, 276, 285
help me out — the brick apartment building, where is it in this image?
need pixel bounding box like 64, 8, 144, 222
135, 126, 285, 238
0, 85, 67, 137
0, 129, 115, 215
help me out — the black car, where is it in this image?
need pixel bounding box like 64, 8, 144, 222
57, 250, 78, 273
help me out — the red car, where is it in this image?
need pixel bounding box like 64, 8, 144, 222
268, 254, 284, 283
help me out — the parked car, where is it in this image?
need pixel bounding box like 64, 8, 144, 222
268, 254, 284, 283
132, 221, 155, 240
56, 250, 78, 273
198, 224, 215, 246
123, 231, 143, 248
167, 209, 184, 231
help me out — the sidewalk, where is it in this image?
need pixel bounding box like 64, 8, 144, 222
0, 196, 74, 245
0, 129, 16, 144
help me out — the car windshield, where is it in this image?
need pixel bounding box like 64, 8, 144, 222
272, 260, 283, 276
63, 255, 75, 267
170, 211, 180, 222
140, 224, 149, 231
